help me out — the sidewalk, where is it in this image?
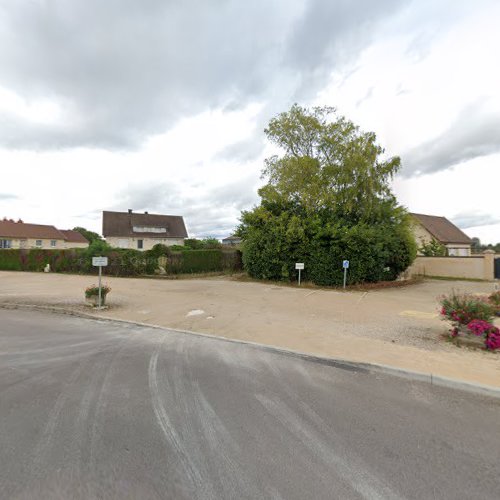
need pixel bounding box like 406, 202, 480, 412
1, 271, 499, 389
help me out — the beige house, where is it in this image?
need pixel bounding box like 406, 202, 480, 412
102, 210, 188, 250
410, 213, 472, 256
0, 220, 89, 249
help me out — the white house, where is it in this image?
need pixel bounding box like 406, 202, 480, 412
102, 210, 188, 250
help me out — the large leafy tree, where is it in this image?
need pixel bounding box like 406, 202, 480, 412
260, 104, 401, 222
239, 104, 416, 285
72, 226, 103, 244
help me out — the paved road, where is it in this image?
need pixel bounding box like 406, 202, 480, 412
0, 310, 499, 500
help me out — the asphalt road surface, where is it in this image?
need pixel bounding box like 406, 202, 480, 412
0, 309, 499, 500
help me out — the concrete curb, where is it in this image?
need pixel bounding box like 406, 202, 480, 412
2, 302, 500, 400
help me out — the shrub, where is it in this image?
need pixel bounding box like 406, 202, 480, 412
488, 291, 500, 316
85, 284, 111, 297
439, 292, 495, 325
439, 292, 499, 350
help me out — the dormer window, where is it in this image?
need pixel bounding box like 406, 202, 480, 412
132, 226, 167, 233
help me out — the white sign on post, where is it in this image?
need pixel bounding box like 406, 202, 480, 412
295, 263, 304, 286
92, 256, 108, 308
92, 256, 108, 267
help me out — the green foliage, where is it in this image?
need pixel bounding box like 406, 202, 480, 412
85, 284, 111, 297
0, 249, 23, 270
239, 104, 416, 286
72, 227, 103, 244
166, 249, 241, 274
262, 104, 401, 223
183, 238, 222, 250
419, 238, 447, 257
440, 292, 495, 325
0, 247, 242, 276
147, 243, 171, 256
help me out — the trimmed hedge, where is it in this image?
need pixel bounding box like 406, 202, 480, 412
0, 248, 242, 276
167, 249, 242, 274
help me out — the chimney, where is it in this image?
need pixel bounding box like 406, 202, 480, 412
17, 218, 23, 223
128, 209, 132, 214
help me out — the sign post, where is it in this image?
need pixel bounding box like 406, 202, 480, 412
92, 256, 108, 308
295, 263, 304, 286
342, 260, 349, 289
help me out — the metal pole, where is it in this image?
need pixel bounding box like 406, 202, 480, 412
343, 267, 347, 289
98, 265, 102, 308
298, 269, 301, 286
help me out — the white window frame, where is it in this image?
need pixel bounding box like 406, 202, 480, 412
0, 239, 12, 249
132, 226, 167, 233
35, 240, 42, 247
50, 240, 57, 247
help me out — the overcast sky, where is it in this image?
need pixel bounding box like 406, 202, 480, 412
1, 0, 499, 242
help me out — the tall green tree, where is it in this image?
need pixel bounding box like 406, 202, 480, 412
72, 227, 103, 244
239, 104, 416, 285
260, 104, 401, 223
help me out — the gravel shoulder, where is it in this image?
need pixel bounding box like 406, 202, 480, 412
0, 271, 499, 388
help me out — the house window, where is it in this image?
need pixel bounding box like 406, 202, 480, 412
0, 239, 12, 249
137, 239, 144, 249
133, 226, 167, 233
50, 240, 57, 247
36, 240, 42, 247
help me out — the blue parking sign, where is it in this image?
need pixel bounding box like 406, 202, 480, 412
343, 260, 349, 269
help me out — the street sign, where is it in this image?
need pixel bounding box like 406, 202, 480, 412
92, 256, 108, 267
295, 263, 304, 286
92, 256, 108, 308
342, 260, 349, 269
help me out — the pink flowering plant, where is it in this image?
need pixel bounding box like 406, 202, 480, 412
439, 292, 499, 350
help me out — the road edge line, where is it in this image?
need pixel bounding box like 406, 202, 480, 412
2, 302, 500, 399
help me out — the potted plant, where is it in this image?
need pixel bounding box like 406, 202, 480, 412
85, 284, 111, 307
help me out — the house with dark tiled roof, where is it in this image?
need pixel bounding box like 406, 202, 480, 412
410, 213, 472, 256
0, 219, 89, 249
102, 210, 188, 251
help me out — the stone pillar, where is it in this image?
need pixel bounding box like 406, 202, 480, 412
483, 250, 495, 281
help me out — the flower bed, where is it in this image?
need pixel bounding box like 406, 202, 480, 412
439, 291, 499, 350
85, 284, 111, 306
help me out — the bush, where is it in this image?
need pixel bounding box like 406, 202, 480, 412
85, 284, 111, 297
439, 292, 499, 350
439, 292, 495, 325
0, 247, 242, 276
240, 208, 416, 286
488, 291, 500, 316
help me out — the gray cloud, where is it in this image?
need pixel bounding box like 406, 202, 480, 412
452, 212, 500, 229
0, 0, 408, 152
0, 193, 17, 200
401, 100, 500, 176
112, 174, 261, 238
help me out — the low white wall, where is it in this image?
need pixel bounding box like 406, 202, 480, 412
407, 252, 495, 280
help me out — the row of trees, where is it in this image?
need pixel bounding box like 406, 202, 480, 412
237, 105, 416, 286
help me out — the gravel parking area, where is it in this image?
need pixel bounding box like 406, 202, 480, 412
1, 271, 499, 387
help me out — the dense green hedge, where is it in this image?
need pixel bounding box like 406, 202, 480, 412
240, 208, 416, 286
0, 247, 242, 276
167, 249, 242, 274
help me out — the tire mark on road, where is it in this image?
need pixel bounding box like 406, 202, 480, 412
148, 336, 211, 500
255, 393, 403, 500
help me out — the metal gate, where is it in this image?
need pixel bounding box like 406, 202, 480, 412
495, 258, 500, 279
